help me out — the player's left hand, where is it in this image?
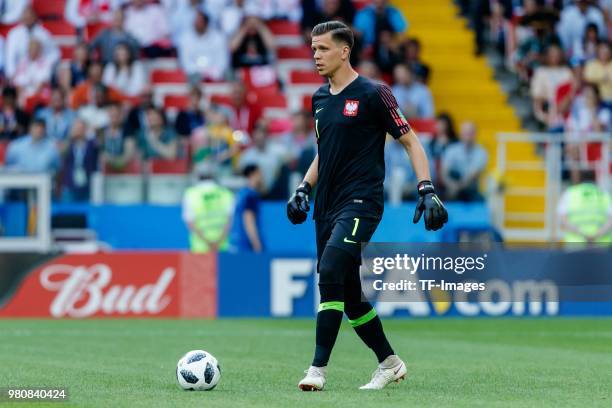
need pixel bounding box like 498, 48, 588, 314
413, 180, 448, 231
287, 181, 311, 224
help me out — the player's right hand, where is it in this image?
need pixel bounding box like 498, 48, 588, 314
287, 181, 311, 224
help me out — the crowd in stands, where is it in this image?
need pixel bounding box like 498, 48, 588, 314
462, 0, 611, 181
0, 0, 492, 206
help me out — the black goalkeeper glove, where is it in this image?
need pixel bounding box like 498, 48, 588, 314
287, 181, 311, 224
413, 180, 448, 231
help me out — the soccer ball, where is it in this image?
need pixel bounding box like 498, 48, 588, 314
176, 350, 221, 391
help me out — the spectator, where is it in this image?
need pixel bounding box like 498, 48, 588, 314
124, 0, 172, 58
0, 0, 27, 25
531, 44, 573, 131
228, 164, 263, 253
227, 80, 261, 135
230, 16, 275, 69
63, 43, 90, 88
430, 112, 459, 162
0, 36, 4, 77
71, 61, 124, 110
35, 88, 76, 147
557, 0, 606, 56
168, 0, 202, 43
0, 86, 29, 141
354, 0, 407, 47
301, 0, 356, 41
220, 0, 247, 37
77, 84, 112, 132
5, 7, 60, 79
575, 22, 601, 61
278, 110, 315, 169
100, 102, 136, 171
239, 119, 287, 195
4, 119, 59, 173
175, 86, 206, 138
357, 60, 383, 82
178, 11, 228, 82
123, 87, 155, 138
400, 37, 430, 83
557, 170, 611, 243
137, 108, 177, 160
64, 0, 116, 33
182, 162, 235, 253
584, 40, 612, 107
566, 84, 611, 133
61, 119, 99, 202
102, 43, 147, 97
52, 63, 77, 98
373, 29, 402, 75
515, 8, 561, 81
12, 39, 53, 99
89, 9, 140, 64
441, 121, 488, 202
391, 64, 435, 118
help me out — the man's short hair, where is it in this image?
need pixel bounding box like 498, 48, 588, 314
32, 118, 46, 128
242, 164, 259, 178
311, 21, 354, 50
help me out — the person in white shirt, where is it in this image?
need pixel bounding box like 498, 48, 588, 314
5, 7, 60, 79
168, 0, 202, 44
178, 11, 228, 82
102, 42, 146, 97
64, 0, 119, 30
220, 0, 246, 36
124, 0, 171, 57
0, 0, 28, 25
557, 0, 607, 56
12, 38, 54, 99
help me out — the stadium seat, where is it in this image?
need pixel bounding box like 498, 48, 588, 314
85, 22, 110, 40
255, 93, 287, 109
149, 159, 190, 174
0, 140, 8, 165
268, 118, 293, 136
289, 70, 325, 84
267, 20, 300, 36
210, 94, 233, 106
33, 0, 65, 19
241, 66, 278, 94
0, 24, 16, 37
302, 95, 313, 110
151, 69, 187, 84
103, 159, 142, 175
164, 94, 190, 110
42, 20, 76, 36
277, 47, 312, 60
408, 119, 437, 135
60, 45, 74, 60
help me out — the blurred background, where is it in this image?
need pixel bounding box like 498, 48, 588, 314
0, 0, 610, 318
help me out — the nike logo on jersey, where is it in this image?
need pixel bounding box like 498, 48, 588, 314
343, 237, 357, 244
315, 108, 324, 114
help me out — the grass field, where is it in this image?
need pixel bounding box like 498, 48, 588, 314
0, 318, 611, 408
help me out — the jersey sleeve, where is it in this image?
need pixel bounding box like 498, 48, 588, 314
371, 84, 411, 139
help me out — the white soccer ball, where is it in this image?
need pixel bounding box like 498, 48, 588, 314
176, 350, 221, 391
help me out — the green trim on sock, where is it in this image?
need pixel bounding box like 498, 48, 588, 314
348, 308, 377, 327
318, 301, 345, 312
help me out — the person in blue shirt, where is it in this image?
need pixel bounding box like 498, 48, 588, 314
353, 0, 407, 47
229, 164, 264, 252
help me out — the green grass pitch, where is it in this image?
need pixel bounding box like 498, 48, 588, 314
0, 318, 611, 407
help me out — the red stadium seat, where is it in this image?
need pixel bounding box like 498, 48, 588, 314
277, 46, 312, 60
33, 0, 65, 19
85, 22, 111, 41
0, 140, 8, 165
255, 93, 287, 109
241, 66, 278, 94
268, 118, 293, 135
408, 119, 437, 135
302, 95, 313, 110
151, 69, 187, 84
210, 94, 233, 106
60, 45, 74, 60
353, 0, 370, 10
150, 159, 190, 174
289, 70, 325, 84
267, 20, 300, 35
164, 94, 190, 110
42, 20, 76, 36
0, 24, 17, 37
104, 159, 142, 175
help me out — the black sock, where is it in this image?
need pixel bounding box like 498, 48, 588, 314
353, 315, 394, 363
312, 309, 344, 367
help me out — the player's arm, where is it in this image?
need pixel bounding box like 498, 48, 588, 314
287, 154, 318, 225
397, 129, 431, 183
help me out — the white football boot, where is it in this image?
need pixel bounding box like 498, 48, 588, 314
298, 366, 327, 391
359, 355, 407, 390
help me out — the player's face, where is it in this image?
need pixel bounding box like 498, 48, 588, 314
312, 33, 349, 77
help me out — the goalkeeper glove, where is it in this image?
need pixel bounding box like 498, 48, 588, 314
413, 180, 448, 231
287, 181, 311, 224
